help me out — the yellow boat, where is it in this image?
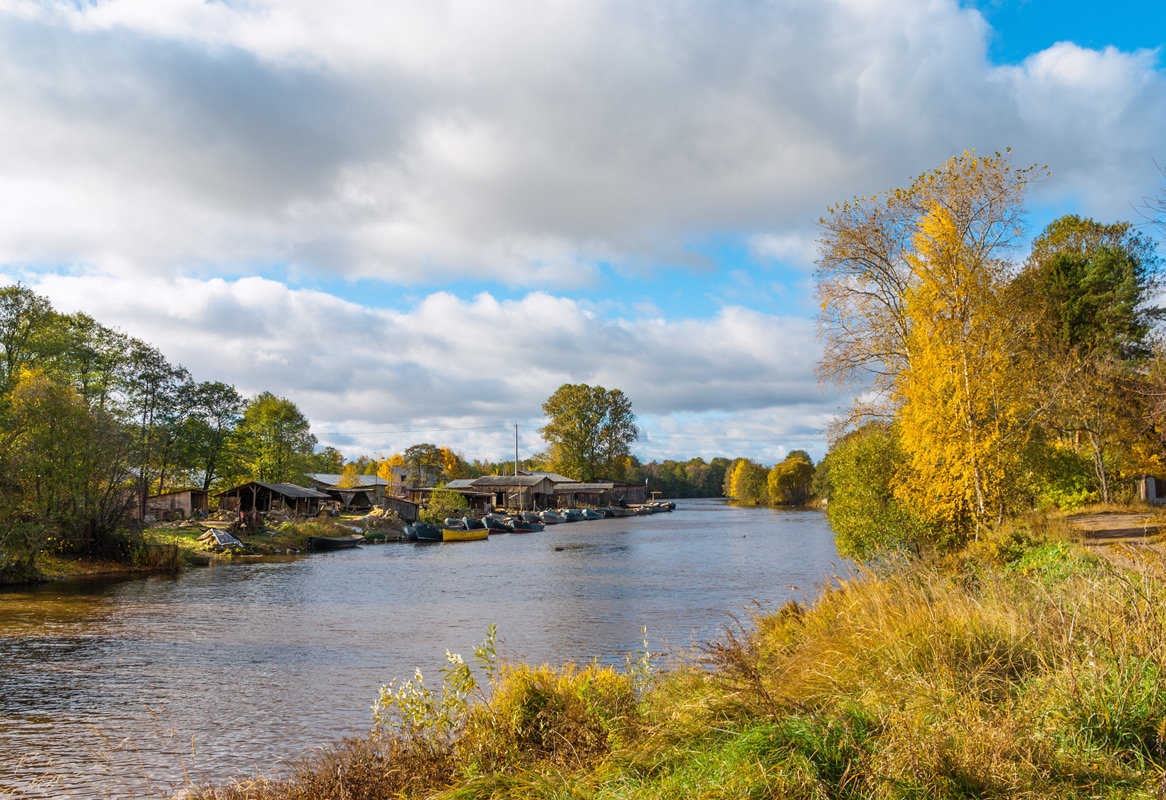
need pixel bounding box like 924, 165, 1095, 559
442, 526, 489, 542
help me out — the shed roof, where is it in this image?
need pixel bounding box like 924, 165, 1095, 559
147, 488, 210, 500
522, 471, 578, 483
216, 481, 332, 500
554, 482, 615, 493
306, 473, 386, 488
443, 478, 478, 490
472, 475, 555, 488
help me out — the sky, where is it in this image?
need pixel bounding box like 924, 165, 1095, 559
1, 0, 1164, 466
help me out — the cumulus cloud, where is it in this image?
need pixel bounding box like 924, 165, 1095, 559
27, 273, 839, 461
0, 0, 1161, 284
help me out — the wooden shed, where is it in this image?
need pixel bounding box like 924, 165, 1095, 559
383, 495, 420, 523
215, 482, 331, 516
469, 475, 557, 510
306, 473, 389, 503
135, 489, 210, 521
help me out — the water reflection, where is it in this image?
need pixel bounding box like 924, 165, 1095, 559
0, 500, 840, 798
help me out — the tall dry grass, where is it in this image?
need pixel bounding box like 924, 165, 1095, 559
191, 539, 1166, 799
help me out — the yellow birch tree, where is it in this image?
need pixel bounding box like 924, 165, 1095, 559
895, 204, 1025, 535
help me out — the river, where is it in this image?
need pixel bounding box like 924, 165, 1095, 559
0, 500, 840, 799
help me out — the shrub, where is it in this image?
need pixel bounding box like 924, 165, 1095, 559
421, 488, 469, 524
824, 422, 930, 561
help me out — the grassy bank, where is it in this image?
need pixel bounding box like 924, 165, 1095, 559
1, 516, 377, 585
190, 527, 1166, 800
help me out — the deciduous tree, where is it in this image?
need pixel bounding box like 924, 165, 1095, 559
816, 150, 1040, 423
767, 452, 815, 505
540, 384, 637, 481
894, 202, 1026, 534
728, 459, 768, 505
238, 392, 318, 484
823, 423, 925, 561
817, 151, 1039, 539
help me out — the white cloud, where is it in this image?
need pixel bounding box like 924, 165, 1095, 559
0, 0, 1160, 285
25, 274, 839, 461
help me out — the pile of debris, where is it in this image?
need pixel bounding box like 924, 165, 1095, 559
197, 528, 244, 553
349, 508, 404, 533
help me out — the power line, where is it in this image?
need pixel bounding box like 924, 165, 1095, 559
642, 433, 826, 441
515, 422, 824, 441
312, 423, 503, 436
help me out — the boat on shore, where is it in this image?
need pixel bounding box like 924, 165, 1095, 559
308, 534, 364, 551
405, 521, 443, 542
483, 514, 511, 533
442, 526, 488, 542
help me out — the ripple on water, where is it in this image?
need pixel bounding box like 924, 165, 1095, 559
0, 500, 841, 799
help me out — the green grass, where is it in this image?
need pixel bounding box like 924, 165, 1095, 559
189, 533, 1166, 800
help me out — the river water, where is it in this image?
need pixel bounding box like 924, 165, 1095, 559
0, 500, 840, 799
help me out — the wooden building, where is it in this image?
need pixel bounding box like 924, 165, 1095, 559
135, 489, 210, 521
468, 475, 557, 510
215, 482, 331, 516
405, 483, 495, 512
1137, 475, 1166, 505
383, 495, 420, 522
552, 480, 648, 508
306, 473, 389, 503
321, 486, 378, 510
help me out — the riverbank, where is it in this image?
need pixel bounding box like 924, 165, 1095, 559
189, 516, 1166, 800
0, 513, 403, 586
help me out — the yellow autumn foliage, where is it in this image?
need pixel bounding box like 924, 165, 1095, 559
895, 204, 1025, 535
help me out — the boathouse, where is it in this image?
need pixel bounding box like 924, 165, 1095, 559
215, 482, 331, 516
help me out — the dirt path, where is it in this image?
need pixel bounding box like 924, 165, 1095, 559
1068, 511, 1166, 570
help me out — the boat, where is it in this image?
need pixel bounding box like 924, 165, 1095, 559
539, 510, 565, 524
308, 534, 364, 551
605, 506, 636, 518
581, 509, 604, 520
482, 514, 511, 533
443, 526, 488, 542
505, 518, 544, 533
409, 521, 444, 542
520, 512, 544, 525
444, 518, 467, 529
562, 509, 585, 522
463, 516, 488, 530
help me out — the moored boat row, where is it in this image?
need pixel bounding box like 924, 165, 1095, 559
402, 502, 674, 543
